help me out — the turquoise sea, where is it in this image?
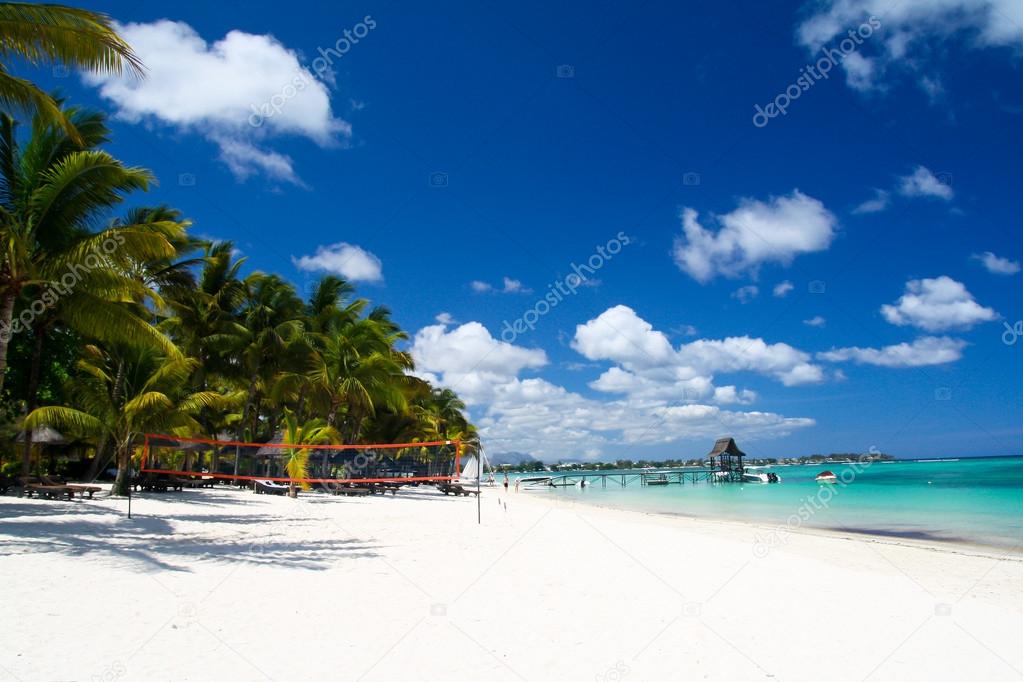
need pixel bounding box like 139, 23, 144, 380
509, 456, 1023, 550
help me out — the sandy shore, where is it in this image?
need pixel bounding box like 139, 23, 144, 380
1, 485, 1021, 681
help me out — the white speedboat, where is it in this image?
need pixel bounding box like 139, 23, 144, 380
516, 476, 553, 490
742, 471, 781, 484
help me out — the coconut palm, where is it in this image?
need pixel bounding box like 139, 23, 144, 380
0, 108, 180, 399
25, 344, 238, 495
0, 2, 143, 142
279, 409, 340, 497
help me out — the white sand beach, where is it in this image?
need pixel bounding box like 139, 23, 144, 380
2, 486, 1022, 682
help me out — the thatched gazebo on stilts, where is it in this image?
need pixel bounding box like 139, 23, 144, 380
706, 437, 746, 482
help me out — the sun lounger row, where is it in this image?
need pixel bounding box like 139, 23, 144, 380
132, 475, 215, 492
16, 476, 102, 500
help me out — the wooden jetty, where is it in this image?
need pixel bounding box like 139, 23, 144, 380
541, 437, 750, 489
546, 469, 721, 488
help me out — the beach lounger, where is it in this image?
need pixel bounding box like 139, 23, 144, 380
436, 482, 480, 497
254, 479, 291, 495
41, 476, 102, 499
133, 475, 184, 492
17, 477, 75, 500
328, 485, 371, 497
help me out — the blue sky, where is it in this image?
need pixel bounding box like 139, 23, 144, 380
25, 0, 1023, 460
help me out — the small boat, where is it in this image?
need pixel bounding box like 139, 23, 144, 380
742, 471, 781, 484
815, 470, 838, 484
516, 476, 553, 490
646, 474, 670, 486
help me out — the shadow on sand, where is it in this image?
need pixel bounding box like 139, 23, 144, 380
0, 489, 381, 573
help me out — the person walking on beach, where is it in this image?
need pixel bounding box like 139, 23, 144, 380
503, 473, 509, 491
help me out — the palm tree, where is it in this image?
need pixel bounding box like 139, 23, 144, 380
0, 108, 180, 398
0, 2, 143, 142
161, 241, 247, 392
308, 316, 413, 442
279, 408, 340, 497
25, 344, 237, 495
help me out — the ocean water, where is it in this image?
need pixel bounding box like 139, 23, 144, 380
509, 457, 1023, 550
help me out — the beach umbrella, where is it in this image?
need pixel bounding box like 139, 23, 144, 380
15, 425, 67, 444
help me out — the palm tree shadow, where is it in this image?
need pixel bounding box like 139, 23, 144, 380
0, 500, 380, 572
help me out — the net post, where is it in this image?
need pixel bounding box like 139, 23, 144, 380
453, 440, 461, 481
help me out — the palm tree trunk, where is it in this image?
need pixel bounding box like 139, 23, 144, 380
234, 372, 260, 476
86, 359, 124, 480
20, 327, 44, 475
111, 442, 131, 496
0, 289, 16, 395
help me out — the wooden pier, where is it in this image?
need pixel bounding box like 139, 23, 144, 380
546, 469, 721, 488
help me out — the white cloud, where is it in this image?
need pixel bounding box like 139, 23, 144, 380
573, 305, 824, 389
881, 276, 997, 331
502, 277, 531, 293
84, 20, 349, 183
898, 166, 954, 200
819, 336, 966, 367
773, 280, 794, 297
470, 277, 531, 294
713, 386, 758, 405
674, 336, 824, 387
797, 0, 1023, 95
673, 190, 837, 282
853, 189, 891, 214
572, 305, 676, 368
972, 251, 1020, 275
292, 243, 383, 282
435, 312, 455, 325
732, 285, 759, 304
412, 316, 814, 459
470, 280, 492, 293
803, 316, 827, 327
411, 322, 547, 403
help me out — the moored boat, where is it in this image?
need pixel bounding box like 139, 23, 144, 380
816, 470, 838, 484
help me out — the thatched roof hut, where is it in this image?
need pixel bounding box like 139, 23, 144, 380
706, 437, 746, 476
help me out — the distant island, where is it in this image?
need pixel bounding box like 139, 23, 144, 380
495, 452, 896, 472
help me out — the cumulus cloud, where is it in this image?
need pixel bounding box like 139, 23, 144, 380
410, 311, 818, 458
898, 166, 954, 200
797, 0, 1023, 96
412, 316, 814, 459
972, 251, 1020, 275
804, 316, 827, 327
881, 276, 997, 331
674, 336, 824, 387
819, 336, 966, 367
411, 322, 547, 403
732, 285, 759, 304
292, 243, 383, 282
573, 305, 824, 390
853, 189, 891, 214
83, 20, 349, 183
435, 312, 455, 325
773, 280, 794, 297
672, 191, 837, 282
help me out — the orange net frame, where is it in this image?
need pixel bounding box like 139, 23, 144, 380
139, 433, 462, 486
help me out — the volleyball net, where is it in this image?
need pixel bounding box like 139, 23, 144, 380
139, 434, 461, 487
